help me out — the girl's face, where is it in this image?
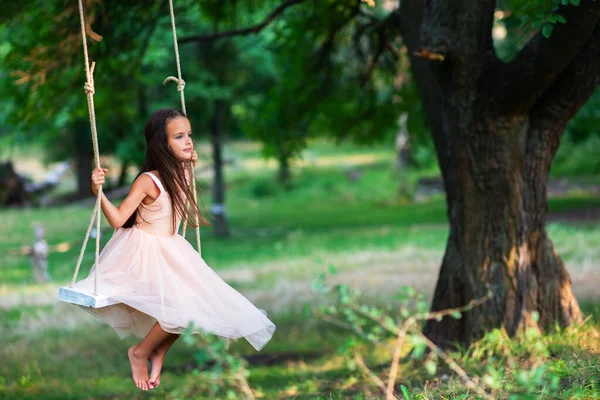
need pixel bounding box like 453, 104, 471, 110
166, 117, 193, 161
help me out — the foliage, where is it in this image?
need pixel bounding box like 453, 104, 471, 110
242, 0, 411, 163
1, 0, 598, 187
309, 266, 600, 399
552, 134, 600, 176
565, 89, 600, 144
518, 0, 579, 39
0, 0, 165, 164
0, 0, 278, 185
169, 330, 253, 399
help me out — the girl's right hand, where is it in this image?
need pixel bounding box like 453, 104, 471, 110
91, 167, 108, 195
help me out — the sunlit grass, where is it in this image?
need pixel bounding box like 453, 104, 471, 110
1, 140, 599, 399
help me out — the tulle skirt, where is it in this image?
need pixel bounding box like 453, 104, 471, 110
71, 226, 276, 351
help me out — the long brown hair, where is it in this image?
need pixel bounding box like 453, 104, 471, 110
123, 108, 209, 233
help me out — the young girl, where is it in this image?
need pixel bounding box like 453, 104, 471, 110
70, 108, 276, 391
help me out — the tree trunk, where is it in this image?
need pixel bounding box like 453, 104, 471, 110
391, 0, 598, 348
276, 152, 293, 189
210, 99, 230, 238
118, 159, 129, 187
74, 119, 93, 199
395, 113, 412, 169
422, 115, 582, 348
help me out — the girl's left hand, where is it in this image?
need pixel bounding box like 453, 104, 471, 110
191, 150, 198, 166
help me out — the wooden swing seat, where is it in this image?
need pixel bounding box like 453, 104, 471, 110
58, 286, 119, 308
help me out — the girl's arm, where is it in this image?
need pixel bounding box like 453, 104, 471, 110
91, 167, 155, 229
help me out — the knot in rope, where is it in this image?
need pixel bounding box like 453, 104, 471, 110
84, 82, 95, 95
163, 76, 186, 92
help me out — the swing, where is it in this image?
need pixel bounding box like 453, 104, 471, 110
58, 0, 201, 308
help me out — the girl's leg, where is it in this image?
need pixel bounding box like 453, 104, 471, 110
128, 322, 172, 390
148, 333, 180, 388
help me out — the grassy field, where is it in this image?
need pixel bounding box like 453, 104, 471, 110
1, 140, 599, 399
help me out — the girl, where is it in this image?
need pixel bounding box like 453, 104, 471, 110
71, 108, 276, 391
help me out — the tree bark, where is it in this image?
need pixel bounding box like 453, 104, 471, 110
277, 151, 293, 189
388, 0, 597, 348
74, 119, 93, 199
118, 159, 129, 187
210, 99, 230, 238
422, 114, 582, 347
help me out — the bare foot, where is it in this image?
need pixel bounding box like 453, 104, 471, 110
148, 350, 165, 389
128, 345, 149, 390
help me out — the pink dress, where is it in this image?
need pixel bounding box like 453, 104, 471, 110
71, 171, 275, 351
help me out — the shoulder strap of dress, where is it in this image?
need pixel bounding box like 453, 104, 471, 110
143, 171, 165, 193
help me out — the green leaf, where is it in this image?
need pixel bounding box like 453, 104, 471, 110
556, 14, 567, 23
302, 304, 312, 317
412, 343, 426, 359
450, 311, 462, 319
542, 24, 554, 39
400, 384, 411, 400
570, 0, 580, 5
383, 316, 396, 328
425, 360, 437, 375
561, 0, 569, 4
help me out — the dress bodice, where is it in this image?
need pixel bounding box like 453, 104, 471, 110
135, 172, 181, 236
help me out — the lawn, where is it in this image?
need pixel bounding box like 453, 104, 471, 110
1, 140, 599, 399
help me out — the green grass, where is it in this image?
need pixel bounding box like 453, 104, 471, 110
0, 307, 349, 400
1, 302, 598, 399
3, 162, 600, 286
1, 139, 600, 399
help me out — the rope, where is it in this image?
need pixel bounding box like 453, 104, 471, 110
71, 0, 202, 297
164, 0, 201, 255
163, 0, 186, 115
71, 0, 103, 295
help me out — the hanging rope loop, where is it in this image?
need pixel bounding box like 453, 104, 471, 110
163, 76, 186, 92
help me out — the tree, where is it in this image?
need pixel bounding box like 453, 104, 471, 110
182, 0, 599, 348
0, 0, 167, 197
382, 0, 598, 347
181, 1, 288, 236
182, 0, 408, 188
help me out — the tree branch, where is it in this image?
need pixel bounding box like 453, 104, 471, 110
376, 7, 407, 38
530, 26, 600, 155
494, 3, 600, 114
394, 0, 455, 209
179, 0, 310, 44
350, 5, 405, 82
360, 24, 389, 87
417, 0, 496, 63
